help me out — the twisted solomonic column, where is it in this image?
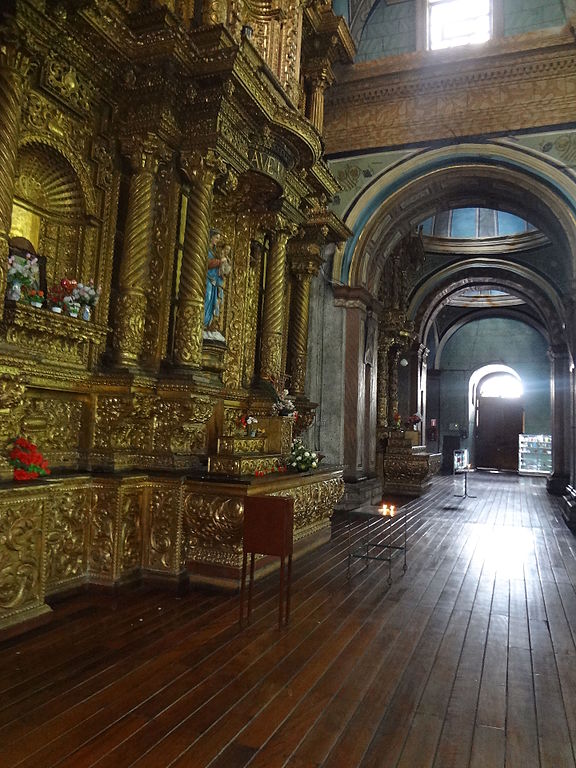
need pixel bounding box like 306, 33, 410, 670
288, 250, 321, 395
113, 141, 160, 367
0, 43, 31, 317
260, 219, 297, 383
174, 151, 225, 369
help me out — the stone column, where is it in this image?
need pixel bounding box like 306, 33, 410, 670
0, 44, 30, 318
410, 343, 429, 443
173, 151, 224, 369
288, 253, 320, 395
260, 219, 295, 383
420, 345, 429, 444
113, 141, 160, 367
547, 345, 571, 494
334, 287, 374, 481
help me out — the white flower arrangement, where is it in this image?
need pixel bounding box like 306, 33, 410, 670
7, 252, 38, 288
71, 279, 101, 307
287, 439, 320, 472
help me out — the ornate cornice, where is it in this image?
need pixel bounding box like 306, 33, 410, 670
333, 284, 382, 311
325, 39, 576, 153
423, 230, 550, 255
330, 48, 576, 107
303, 4, 356, 65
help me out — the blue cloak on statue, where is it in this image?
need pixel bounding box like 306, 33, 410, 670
204, 251, 225, 327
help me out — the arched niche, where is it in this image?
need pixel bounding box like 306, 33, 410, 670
10, 140, 93, 287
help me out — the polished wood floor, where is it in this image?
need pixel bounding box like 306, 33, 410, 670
1, 471, 576, 768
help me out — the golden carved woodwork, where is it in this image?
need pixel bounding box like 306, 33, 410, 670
0, 379, 342, 636
288, 253, 320, 394
1, 302, 107, 371
221, 215, 253, 390
174, 152, 224, 368
183, 469, 344, 574
260, 227, 293, 382
142, 164, 180, 368
113, 145, 160, 366
0, 0, 347, 634
44, 486, 89, 591
382, 432, 441, 496
0, 496, 46, 623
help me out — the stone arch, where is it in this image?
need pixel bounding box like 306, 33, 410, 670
408, 260, 567, 355
319, 140, 576, 495
334, 142, 576, 291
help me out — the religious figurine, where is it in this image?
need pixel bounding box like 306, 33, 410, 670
204, 229, 232, 338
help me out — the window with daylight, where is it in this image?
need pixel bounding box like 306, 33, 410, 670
428, 0, 492, 50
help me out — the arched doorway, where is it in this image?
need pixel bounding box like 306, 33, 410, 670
473, 368, 524, 471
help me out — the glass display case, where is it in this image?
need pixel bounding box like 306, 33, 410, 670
518, 434, 552, 475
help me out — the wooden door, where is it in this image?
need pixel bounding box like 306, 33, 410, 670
475, 396, 524, 470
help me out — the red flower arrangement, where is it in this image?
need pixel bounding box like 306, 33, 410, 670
8, 437, 51, 480
254, 464, 288, 477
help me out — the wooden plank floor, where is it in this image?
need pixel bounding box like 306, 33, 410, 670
1, 471, 576, 767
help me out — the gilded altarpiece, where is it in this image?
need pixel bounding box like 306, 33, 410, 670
0, 0, 350, 634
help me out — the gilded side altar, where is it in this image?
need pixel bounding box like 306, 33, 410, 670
0, 0, 352, 634
0, 469, 343, 631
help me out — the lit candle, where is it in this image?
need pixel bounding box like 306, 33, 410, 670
380, 504, 389, 515
389, 505, 396, 516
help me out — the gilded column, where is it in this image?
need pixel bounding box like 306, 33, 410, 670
377, 335, 393, 431
388, 345, 401, 426
0, 44, 30, 317
174, 151, 224, 369
260, 220, 295, 383
113, 142, 159, 367
289, 254, 320, 395
305, 70, 332, 134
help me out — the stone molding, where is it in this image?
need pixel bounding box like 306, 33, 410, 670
325, 38, 576, 152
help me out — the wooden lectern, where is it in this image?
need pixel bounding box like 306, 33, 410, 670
239, 495, 294, 629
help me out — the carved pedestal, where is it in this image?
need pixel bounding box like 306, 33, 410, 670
382, 431, 441, 496
183, 468, 344, 589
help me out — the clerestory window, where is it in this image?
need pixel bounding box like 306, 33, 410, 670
428, 0, 492, 50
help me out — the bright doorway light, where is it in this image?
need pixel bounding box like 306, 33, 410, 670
480, 373, 523, 399
429, 0, 491, 51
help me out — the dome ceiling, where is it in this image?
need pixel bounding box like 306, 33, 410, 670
420, 207, 536, 239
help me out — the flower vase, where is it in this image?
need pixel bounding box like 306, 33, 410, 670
31, 301, 43, 308
51, 306, 62, 314
81, 305, 91, 321
249, 430, 257, 438
7, 282, 21, 301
